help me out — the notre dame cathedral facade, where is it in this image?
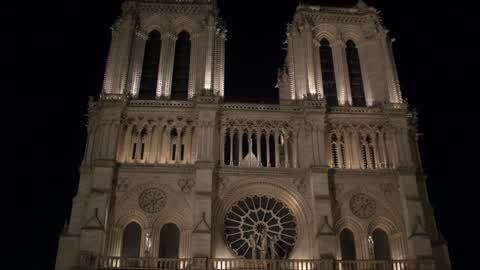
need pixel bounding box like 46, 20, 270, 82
55, 1, 452, 270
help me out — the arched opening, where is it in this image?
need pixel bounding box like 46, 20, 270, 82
159, 223, 180, 258
340, 229, 357, 260
372, 229, 391, 260
171, 31, 191, 100
139, 30, 161, 100
319, 39, 338, 106
346, 40, 366, 107
121, 222, 142, 258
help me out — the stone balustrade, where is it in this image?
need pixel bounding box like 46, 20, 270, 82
79, 255, 436, 270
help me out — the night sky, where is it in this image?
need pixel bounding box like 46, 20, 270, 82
9, 0, 477, 269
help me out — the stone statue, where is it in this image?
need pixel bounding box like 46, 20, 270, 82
270, 235, 278, 259
145, 232, 152, 255
249, 234, 257, 259
260, 231, 268, 259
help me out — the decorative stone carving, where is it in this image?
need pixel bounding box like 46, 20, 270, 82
224, 195, 297, 259
178, 178, 195, 193
379, 183, 397, 201
116, 177, 129, 192
293, 177, 307, 194
350, 193, 376, 219
138, 188, 167, 214
216, 176, 229, 197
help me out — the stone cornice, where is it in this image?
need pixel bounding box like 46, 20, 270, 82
218, 166, 304, 177
119, 163, 196, 174
331, 168, 398, 178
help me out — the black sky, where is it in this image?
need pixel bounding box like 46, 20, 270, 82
8, 0, 477, 269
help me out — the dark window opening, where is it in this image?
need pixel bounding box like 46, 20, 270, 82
140, 143, 145, 160
132, 143, 137, 160
159, 223, 180, 258
171, 31, 191, 100
180, 144, 185, 161
139, 31, 161, 100
340, 229, 357, 260
320, 39, 338, 106
172, 144, 176, 161
346, 40, 366, 106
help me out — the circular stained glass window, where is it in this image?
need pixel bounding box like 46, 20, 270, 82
224, 195, 297, 259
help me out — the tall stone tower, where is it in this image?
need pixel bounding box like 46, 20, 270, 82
55, 1, 451, 270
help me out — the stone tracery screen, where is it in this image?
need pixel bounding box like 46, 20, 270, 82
224, 195, 297, 259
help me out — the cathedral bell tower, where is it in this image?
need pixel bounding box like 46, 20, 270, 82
102, 0, 225, 100
55, 1, 225, 270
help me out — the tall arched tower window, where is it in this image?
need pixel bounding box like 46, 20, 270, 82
139, 30, 162, 100
319, 39, 338, 106
372, 229, 391, 260
159, 223, 180, 258
340, 229, 357, 260
121, 222, 142, 258
346, 40, 366, 107
171, 31, 191, 100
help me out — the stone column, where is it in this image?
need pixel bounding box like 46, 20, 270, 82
357, 42, 374, 106
188, 33, 200, 98
274, 131, 280, 167
332, 41, 351, 105
292, 130, 299, 168
155, 126, 165, 164
229, 131, 234, 166
247, 130, 253, 155
304, 27, 317, 95
220, 127, 226, 166
256, 131, 261, 165
284, 135, 290, 168
127, 30, 148, 96
380, 33, 402, 104
161, 33, 177, 98
239, 130, 244, 162
313, 41, 324, 98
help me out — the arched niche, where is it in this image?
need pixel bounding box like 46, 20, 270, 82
159, 223, 180, 258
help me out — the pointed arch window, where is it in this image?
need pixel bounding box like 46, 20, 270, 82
372, 229, 391, 260
346, 40, 366, 106
121, 222, 142, 259
340, 229, 357, 260
319, 39, 338, 106
159, 223, 180, 258
331, 133, 346, 168
139, 31, 162, 100
171, 31, 191, 100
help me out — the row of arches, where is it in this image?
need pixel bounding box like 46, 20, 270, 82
329, 129, 396, 170
121, 222, 180, 259
319, 39, 366, 107
138, 30, 191, 100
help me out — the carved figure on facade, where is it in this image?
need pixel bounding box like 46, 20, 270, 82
178, 178, 195, 193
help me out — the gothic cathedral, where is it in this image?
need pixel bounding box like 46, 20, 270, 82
55, 1, 451, 270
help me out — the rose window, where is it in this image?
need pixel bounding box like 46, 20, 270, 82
224, 195, 297, 259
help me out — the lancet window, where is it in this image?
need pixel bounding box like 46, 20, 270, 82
171, 31, 191, 100
319, 39, 338, 106
138, 31, 162, 100
360, 134, 377, 170
330, 133, 346, 168
346, 40, 366, 107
